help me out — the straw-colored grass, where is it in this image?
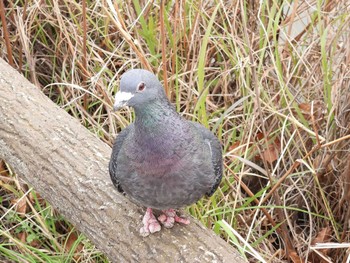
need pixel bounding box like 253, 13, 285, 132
1, 0, 350, 262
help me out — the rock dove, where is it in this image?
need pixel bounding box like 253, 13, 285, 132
109, 69, 222, 236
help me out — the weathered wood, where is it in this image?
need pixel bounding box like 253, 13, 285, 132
0, 58, 245, 263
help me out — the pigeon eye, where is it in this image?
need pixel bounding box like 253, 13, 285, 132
137, 82, 146, 92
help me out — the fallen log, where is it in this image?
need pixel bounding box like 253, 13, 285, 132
0, 58, 245, 262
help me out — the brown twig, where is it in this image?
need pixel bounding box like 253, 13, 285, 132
160, 0, 169, 97
0, 0, 14, 66
82, 0, 88, 110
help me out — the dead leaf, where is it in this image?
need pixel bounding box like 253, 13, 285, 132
299, 102, 311, 114
0, 160, 8, 176
228, 141, 241, 152
295, 101, 325, 128
255, 134, 281, 164
289, 251, 304, 263
229, 133, 281, 164
65, 231, 84, 261
228, 140, 248, 158
0, 160, 11, 184
314, 153, 334, 186
17, 232, 27, 243
30, 239, 40, 247
309, 227, 332, 262
311, 227, 332, 245
261, 138, 281, 164
28, 191, 44, 205
11, 197, 27, 214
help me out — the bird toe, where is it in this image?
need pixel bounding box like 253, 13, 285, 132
140, 208, 161, 237
158, 209, 189, 228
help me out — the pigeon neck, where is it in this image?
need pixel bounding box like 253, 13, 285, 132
133, 99, 183, 135
132, 99, 192, 158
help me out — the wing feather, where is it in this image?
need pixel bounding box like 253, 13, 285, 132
190, 122, 223, 196
109, 124, 133, 193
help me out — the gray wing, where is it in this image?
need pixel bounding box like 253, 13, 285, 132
191, 122, 223, 197
109, 124, 133, 193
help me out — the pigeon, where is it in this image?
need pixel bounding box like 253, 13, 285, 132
109, 69, 222, 237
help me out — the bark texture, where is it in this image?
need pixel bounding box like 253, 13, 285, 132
0, 58, 245, 263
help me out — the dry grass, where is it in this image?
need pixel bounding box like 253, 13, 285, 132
1, 0, 350, 262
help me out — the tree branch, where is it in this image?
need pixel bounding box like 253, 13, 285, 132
0, 58, 245, 262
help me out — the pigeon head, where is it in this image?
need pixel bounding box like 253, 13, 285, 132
113, 69, 166, 111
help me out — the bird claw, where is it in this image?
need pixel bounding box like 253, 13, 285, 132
158, 209, 190, 228
158, 213, 175, 228
140, 208, 161, 237
140, 208, 190, 236
174, 215, 190, 225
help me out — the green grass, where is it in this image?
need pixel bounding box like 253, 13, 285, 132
1, 0, 350, 262
0, 163, 108, 262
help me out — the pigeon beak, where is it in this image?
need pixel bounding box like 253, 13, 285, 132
113, 91, 134, 111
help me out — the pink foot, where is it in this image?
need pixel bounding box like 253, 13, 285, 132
140, 208, 161, 237
158, 209, 190, 228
